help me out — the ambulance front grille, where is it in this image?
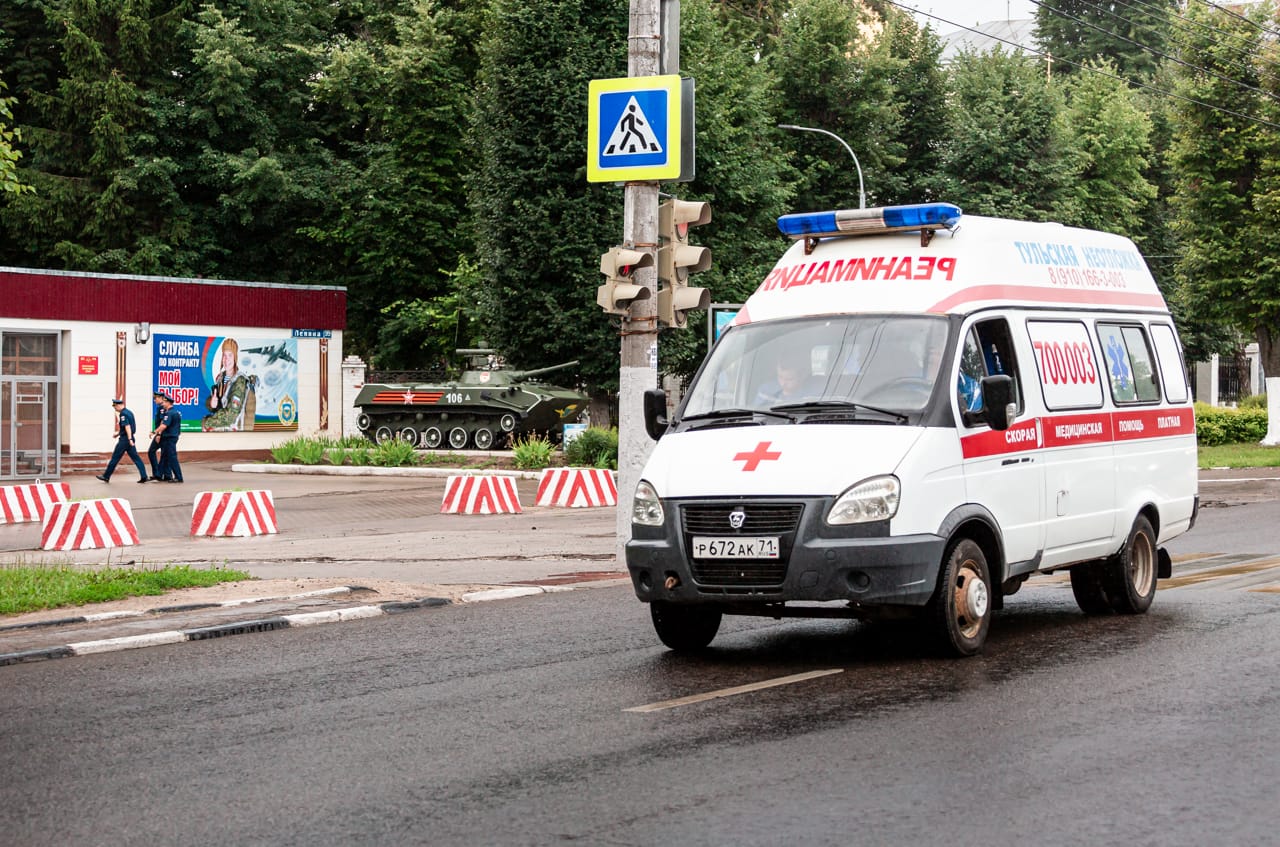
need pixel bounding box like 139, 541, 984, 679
680, 503, 803, 535
680, 503, 803, 589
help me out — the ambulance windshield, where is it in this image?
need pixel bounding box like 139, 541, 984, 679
683, 315, 950, 419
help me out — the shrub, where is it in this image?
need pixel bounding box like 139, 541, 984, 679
371, 439, 419, 467
295, 438, 327, 464
1239, 393, 1267, 409
512, 434, 554, 469
348, 445, 372, 466
325, 447, 348, 466
1194, 402, 1269, 446
565, 426, 618, 469
270, 440, 302, 464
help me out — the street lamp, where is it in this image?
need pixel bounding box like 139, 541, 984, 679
778, 124, 866, 210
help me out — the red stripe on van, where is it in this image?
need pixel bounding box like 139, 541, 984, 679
960, 405, 1195, 458
928, 285, 1167, 314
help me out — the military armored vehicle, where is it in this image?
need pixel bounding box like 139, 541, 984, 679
353, 350, 586, 449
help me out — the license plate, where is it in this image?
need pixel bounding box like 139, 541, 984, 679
690, 536, 780, 559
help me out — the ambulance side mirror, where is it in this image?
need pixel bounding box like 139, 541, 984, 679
981, 375, 1015, 431
643, 388, 669, 441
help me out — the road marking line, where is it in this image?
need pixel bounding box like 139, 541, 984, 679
1160, 556, 1280, 589
623, 668, 843, 713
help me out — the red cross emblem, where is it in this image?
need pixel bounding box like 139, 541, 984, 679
734, 441, 782, 471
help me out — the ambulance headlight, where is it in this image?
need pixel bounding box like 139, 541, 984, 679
826, 476, 900, 525
632, 480, 665, 527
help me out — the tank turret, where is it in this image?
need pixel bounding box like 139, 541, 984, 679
353, 350, 587, 450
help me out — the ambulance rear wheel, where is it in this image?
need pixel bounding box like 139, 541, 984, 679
448, 427, 469, 450
473, 428, 494, 450
422, 427, 443, 449
1102, 515, 1157, 614
374, 425, 394, 445
928, 538, 991, 657
1069, 561, 1113, 615
650, 602, 721, 652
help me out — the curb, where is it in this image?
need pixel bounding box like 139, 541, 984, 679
0, 582, 589, 667
230, 463, 544, 480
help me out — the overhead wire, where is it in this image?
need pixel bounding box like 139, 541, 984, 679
1025, 0, 1280, 108
887, 1, 1280, 131
1102, 0, 1280, 88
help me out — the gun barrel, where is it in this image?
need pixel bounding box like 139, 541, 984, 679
512, 360, 579, 381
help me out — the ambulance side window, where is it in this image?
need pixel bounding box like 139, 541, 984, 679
1149, 323, 1190, 404
1026, 320, 1104, 410
1097, 323, 1161, 404
960, 319, 1022, 427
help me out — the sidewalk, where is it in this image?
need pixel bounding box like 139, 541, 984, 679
1, 460, 625, 665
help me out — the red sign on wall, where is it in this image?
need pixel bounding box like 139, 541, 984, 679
78, 356, 99, 375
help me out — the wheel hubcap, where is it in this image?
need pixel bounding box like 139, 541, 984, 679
953, 561, 988, 638
1131, 531, 1155, 594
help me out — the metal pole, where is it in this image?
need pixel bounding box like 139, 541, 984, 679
616, 0, 663, 562
778, 124, 866, 209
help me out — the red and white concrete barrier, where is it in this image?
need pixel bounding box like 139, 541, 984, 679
441, 475, 522, 515
0, 482, 71, 524
191, 490, 278, 537
41, 498, 139, 551
535, 467, 618, 508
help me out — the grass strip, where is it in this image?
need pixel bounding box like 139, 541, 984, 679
1198, 442, 1280, 469
0, 563, 252, 616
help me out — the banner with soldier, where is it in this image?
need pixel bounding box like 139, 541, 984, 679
153, 333, 300, 432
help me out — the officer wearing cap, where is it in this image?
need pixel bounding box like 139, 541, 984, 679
96, 398, 149, 483
147, 390, 168, 480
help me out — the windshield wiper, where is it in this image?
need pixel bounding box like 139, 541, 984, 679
679, 407, 795, 425
769, 399, 908, 423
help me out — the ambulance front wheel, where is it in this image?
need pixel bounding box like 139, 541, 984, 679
650, 602, 722, 652
928, 538, 992, 657
1102, 514, 1157, 614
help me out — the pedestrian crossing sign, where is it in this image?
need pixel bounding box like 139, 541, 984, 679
588, 75, 685, 183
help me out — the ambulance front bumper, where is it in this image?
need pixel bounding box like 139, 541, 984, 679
625, 498, 946, 609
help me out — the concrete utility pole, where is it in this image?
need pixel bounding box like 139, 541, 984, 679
616, 0, 665, 561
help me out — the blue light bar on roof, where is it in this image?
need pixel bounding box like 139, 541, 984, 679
777, 202, 962, 240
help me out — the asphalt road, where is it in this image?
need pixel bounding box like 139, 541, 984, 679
1, 576, 1277, 846
2, 464, 1279, 845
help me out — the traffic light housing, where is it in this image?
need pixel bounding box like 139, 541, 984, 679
597, 247, 654, 315
657, 199, 712, 328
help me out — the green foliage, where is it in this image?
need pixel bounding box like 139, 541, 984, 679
295, 438, 327, 464
325, 447, 348, 466
511, 434, 554, 470
0, 77, 31, 196
943, 50, 1081, 223
270, 439, 303, 464
565, 426, 618, 469
0, 563, 251, 615
469, 0, 628, 393
371, 438, 419, 467
1193, 403, 1269, 446
1034, 0, 1174, 81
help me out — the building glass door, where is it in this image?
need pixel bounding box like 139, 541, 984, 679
1, 332, 60, 480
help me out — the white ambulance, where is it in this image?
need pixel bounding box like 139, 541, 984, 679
626, 202, 1198, 656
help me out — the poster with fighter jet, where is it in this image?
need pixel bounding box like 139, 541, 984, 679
153, 334, 299, 432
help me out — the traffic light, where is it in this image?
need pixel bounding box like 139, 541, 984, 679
597, 246, 654, 315
657, 199, 712, 328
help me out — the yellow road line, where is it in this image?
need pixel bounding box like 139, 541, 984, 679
624, 668, 843, 713
1160, 556, 1280, 589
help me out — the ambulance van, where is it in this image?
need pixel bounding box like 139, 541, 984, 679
626, 202, 1198, 656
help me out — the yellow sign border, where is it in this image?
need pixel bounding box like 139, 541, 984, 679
587, 75, 682, 183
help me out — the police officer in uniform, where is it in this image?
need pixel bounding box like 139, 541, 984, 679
96, 398, 149, 483
152, 394, 184, 483
147, 390, 167, 480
